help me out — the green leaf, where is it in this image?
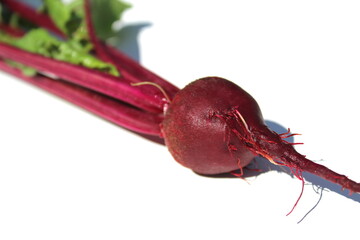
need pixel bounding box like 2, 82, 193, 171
42, 0, 130, 40
43, 0, 82, 36
90, 0, 131, 40
2, 28, 119, 76
0, 0, 131, 76
43, 0, 73, 35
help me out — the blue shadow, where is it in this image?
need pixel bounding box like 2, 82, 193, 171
108, 23, 151, 62
254, 120, 360, 203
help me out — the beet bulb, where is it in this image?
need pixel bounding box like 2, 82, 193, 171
161, 77, 360, 193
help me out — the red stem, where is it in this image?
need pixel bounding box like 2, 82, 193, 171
104, 45, 180, 99
1, 0, 180, 100
0, 43, 165, 113
83, 0, 179, 99
0, 59, 163, 136
0, 0, 66, 38
83, 0, 113, 64
0, 23, 25, 37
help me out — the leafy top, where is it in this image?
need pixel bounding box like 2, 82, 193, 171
0, 0, 131, 76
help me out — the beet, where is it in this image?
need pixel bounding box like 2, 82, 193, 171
162, 77, 360, 194
161, 77, 263, 174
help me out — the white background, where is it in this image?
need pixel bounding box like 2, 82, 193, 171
1, 0, 360, 239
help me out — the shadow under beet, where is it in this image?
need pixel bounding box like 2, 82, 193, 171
198, 120, 360, 203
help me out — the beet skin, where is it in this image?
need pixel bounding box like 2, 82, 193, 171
161, 77, 266, 175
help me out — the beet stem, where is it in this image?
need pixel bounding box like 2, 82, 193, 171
0, 42, 165, 113
83, 0, 179, 100
0, 0, 66, 38
83, 0, 114, 64
0, 23, 25, 37
0, 60, 163, 136
103, 45, 180, 99
1, 0, 180, 101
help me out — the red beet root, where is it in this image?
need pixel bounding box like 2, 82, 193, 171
162, 77, 360, 193
162, 77, 262, 175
